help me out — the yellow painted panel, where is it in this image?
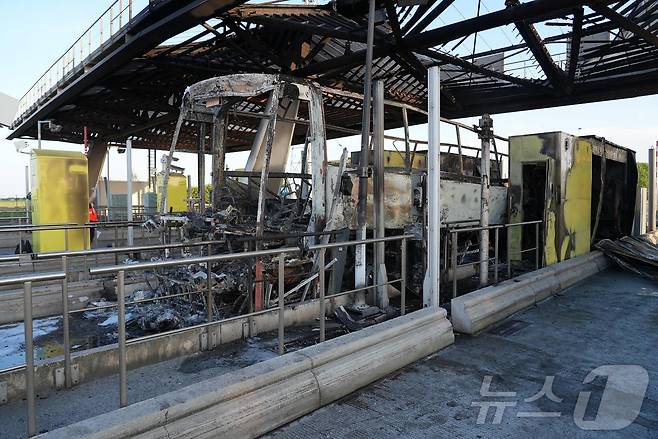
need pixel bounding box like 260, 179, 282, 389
383, 151, 426, 169
562, 139, 592, 259
157, 173, 188, 212
30, 150, 89, 252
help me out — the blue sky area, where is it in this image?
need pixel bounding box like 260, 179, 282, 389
0, 0, 657, 197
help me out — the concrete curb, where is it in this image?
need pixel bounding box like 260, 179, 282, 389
451, 251, 609, 334
38, 307, 454, 439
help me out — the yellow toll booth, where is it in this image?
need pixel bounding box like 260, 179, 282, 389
156, 172, 188, 212
30, 150, 89, 252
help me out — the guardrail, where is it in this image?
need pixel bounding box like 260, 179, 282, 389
15, 0, 135, 122
0, 271, 67, 437
447, 220, 542, 298
98, 205, 152, 222
0, 220, 146, 255
88, 234, 411, 408
3, 232, 411, 437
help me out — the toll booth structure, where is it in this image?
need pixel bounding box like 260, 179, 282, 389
508, 132, 636, 267
30, 149, 90, 252
157, 171, 188, 213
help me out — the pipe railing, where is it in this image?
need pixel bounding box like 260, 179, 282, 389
0, 220, 150, 258
0, 271, 67, 437
15, 0, 135, 121
448, 220, 543, 298
1, 231, 411, 438
75, 234, 411, 410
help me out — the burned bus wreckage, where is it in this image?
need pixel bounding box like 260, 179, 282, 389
83, 73, 634, 339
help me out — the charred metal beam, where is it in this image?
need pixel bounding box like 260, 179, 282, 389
385, 0, 430, 84
224, 19, 288, 72
231, 13, 364, 42
99, 112, 178, 143
589, 1, 658, 50
297, 0, 591, 77
419, 48, 545, 89
400, 2, 432, 34
568, 7, 584, 85
406, 0, 455, 35
506, 0, 567, 92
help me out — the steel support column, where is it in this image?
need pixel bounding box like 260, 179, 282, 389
373, 80, 388, 308
424, 66, 441, 308
198, 123, 206, 211
649, 148, 657, 231
355, 0, 376, 293
478, 115, 493, 286
126, 139, 133, 246
212, 110, 227, 210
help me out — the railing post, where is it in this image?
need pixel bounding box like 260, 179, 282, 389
247, 243, 254, 337
114, 225, 119, 264
110, 5, 114, 35
62, 256, 72, 388
494, 227, 499, 284
278, 252, 285, 355
18, 218, 23, 254
451, 231, 458, 298
535, 222, 540, 270
206, 244, 213, 322
24, 281, 37, 437
400, 237, 406, 316
83, 250, 89, 280
117, 270, 128, 408
64, 228, 69, 251
507, 226, 512, 279
129, 0, 133, 20
319, 250, 326, 343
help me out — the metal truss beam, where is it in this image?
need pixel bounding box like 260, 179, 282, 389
589, 1, 658, 50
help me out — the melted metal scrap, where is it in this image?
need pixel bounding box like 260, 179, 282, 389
595, 235, 658, 280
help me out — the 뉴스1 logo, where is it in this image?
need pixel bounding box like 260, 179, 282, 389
472, 364, 648, 430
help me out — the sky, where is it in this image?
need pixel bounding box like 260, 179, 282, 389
0, 1, 657, 198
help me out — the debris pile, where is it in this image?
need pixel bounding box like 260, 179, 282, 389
596, 235, 658, 280
334, 304, 398, 332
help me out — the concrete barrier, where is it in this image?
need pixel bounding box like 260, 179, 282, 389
451, 251, 609, 334
38, 307, 454, 439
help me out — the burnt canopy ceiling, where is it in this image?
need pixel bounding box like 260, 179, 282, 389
9, 0, 658, 152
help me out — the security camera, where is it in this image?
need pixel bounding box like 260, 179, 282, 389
13, 140, 30, 154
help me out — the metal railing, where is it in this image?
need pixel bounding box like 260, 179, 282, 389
98, 205, 152, 222
15, 0, 135, 121
80, 234, 411, 409
0, 271, 67, 437
0, 221, 146, 255
1, 232, 411, 437
447, 220, 542, 298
